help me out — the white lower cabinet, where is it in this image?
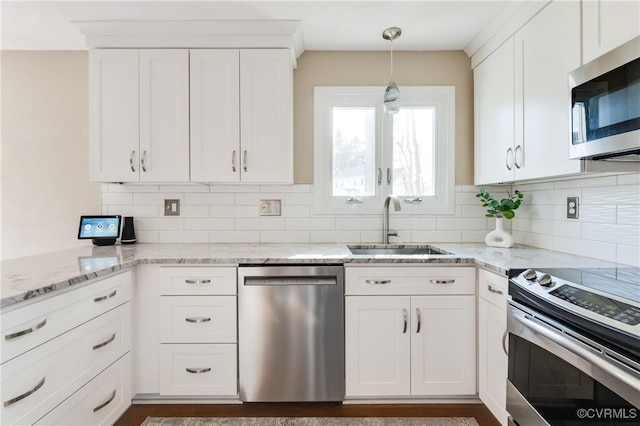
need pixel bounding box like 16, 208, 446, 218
35, 353, 132, 426
344, 265, 476, 398
159, 344, 237, 396
135, 265, 238, 399
477, 269, 509, 426
0, 271, 132, 426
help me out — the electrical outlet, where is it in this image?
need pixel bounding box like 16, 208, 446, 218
164, 199, 180, 216
260, 199, 281, 216
567, 197, 579, 219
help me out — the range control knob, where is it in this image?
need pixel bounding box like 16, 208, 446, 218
537, 274, 553, 287
523, 269, 538, 281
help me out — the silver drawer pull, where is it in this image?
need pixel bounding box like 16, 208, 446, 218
129, 150, 136, 172
5, 318, 47, 341
93, 389, 116, 413
4, 377, 45, 407
365, 279, 391, 285
186, 367, 211, 374
416, 308, 422, 334
502, 330, 509, 356
488, 284, 504, 295
92, 333, 116, 351
185, 317, 211, 323
94, 290, 117, 303
402, 309, 408, 334
185, 279, 212, 284
430, 279, 455, 284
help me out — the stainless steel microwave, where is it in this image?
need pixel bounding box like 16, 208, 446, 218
569, 36, 639, 161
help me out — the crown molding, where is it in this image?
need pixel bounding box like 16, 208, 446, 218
73, 20, 304, 68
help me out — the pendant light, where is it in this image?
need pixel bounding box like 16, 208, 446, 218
382, 26, 401, 114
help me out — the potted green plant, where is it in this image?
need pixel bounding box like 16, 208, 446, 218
476, 188, 524, 248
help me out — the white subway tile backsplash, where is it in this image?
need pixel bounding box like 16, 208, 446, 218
159, 230, 209, 243
234, 192, 284, 206
184, 193, 234, 205
210, 205, 258, 218
235, 217, 285, 231
617, 205, 640, 225
134, 192, 183, 206
582, 185, 640, 205
99, 176, 639, 266
285, 192, 314, 205
102, 192, 133, 205
310, 230, 361, 243
583, 223, 639, 246
285, 218, 335, 231
184, 218, 235, 231
616, 245, 640, 266
209, 231, 259, 243
260, 230, 310, 243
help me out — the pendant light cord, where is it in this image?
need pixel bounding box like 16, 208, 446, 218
389, 40, 394, 82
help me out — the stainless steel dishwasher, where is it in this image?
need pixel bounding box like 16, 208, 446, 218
238, 265, 344, 402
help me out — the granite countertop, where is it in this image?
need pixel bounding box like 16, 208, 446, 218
0, 242, 623, 310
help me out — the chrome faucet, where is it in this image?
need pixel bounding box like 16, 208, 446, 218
382, 195, 401, 244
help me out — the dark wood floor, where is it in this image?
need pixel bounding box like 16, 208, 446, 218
114, 403, 501, 426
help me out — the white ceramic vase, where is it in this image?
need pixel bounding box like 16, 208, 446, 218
485, 216, 514, 248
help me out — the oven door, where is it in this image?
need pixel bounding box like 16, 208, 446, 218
506, 301, 639, 426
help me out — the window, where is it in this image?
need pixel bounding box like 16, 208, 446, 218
314, 86, 455, 214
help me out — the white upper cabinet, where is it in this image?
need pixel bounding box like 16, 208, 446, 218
190, 50, 241, 182
190, 49, 293, 184
239, 49, 293, 184
90, 49, 190, 182
474, 39, 515, 185
474, 0, 583, 185
138, 50, 190, 182
89, 50, 139, 182
582, 0, 640, 64
513, 0, 582, 181
92, 48, 292, 184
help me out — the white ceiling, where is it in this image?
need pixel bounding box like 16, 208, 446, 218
1, 0, 516, 52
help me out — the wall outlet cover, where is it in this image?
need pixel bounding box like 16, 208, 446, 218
567, 197, 579, 219
260, 199, 281, 216
164, 199, 181, 216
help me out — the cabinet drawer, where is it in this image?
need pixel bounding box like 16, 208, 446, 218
35, 353, 132, 426
1, 270, 131, 364
159, 344, 237, 396
345, 266, 475, 296
0, 304, 131, 426
158, 267, 236, 295
159, 296, 237, 343
478, 269, 508, 309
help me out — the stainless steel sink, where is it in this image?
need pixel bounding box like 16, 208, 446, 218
347, 244, 451, 255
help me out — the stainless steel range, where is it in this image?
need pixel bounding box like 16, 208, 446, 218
507, 267, 640, 425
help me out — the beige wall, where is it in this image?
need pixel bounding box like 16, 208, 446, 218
1, 51, 101, 260
293, 50, 474, 184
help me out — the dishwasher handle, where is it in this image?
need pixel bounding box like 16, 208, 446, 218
244, 276, 337, 286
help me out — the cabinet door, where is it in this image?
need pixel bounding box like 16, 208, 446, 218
514, 1, 582, 181
345, 296, 411, 397
190, 50, 241, 182
89, 50, 139, 182
474, 39, 515, 185
583, 0, 640, 64
139, 49, 190, 182
411, 295, 476, 396
479, 298, 508, 426
240, 49, 293, 184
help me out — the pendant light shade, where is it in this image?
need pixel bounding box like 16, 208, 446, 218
382, 27, 401, 114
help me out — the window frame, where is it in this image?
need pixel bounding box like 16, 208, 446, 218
313, 86, 456, 215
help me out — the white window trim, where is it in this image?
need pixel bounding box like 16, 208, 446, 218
313, 86, 455, 215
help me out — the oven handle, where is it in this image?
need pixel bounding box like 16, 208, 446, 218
510, 307, 639, 392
